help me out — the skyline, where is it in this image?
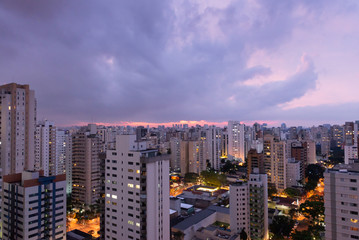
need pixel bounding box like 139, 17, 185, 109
1, 0, 359, 126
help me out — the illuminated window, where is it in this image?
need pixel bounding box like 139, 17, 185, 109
128, 220, 134, 225
136, 223, 140, 227
136, 185, 140, 189
128, 184, 134, 188
351, 219, 358, 223
112, 195, 117, 199
106, 193, 110, 198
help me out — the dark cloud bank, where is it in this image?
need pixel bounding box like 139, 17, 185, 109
0, 0, 353, 126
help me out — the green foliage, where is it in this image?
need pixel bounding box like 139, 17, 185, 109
221, 160, 237, 173
184, 173, 199, 184
268, 184, 277, 199
200, 170, 227, 187
299, 198, 324, 222
240, 228, 248, 240
291, 230, 312, 240
173, 231, 185, 240
304, 180, 318, 192
306, 164, 324, 182
284, 187, 301, 197
270, 215, 295, 239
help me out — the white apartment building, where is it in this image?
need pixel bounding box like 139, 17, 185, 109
35, 120, 58, 176
0, 83, 36, 176
228, 121, 245, 162
205, 127, 221, 170
324, 165, 359, 240
345, 145, 358, 164
1, 171, 66, 240
105, 135, 170, 240
230, 170, 268, 239
230, 181, 249, 234
286, 158, 302, 187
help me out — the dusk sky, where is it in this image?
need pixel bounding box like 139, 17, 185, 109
1, 0, 359, 127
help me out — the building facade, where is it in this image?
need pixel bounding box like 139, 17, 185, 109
1, 171, 66, 240
104, 135, 170, 240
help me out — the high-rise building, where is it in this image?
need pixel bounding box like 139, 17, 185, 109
221, 130, 228, 158
344, 145, 358, 164
228, 121, 245, 162
170, 137, 181, 172
344, 122, 355, 146
0, 83, 36, 175
64, 130, 73, 195
205, 126, 221, 170
72, 125, 102, 206
230, 169, 268, 240
105, 135, 170, 240
272, 141, 287, 192
324, 165, 359, 240
263, 135, 274, 182
35, 120, 62, 176
247, 148, 264, 176
1, 170, 66, 240
286, 158, 302, 187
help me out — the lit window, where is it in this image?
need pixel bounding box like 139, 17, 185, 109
136, 185, 140, 189
128, 184, 134, 188
128, 220, 134, 225
106, 193, 110, 198
112, 195, 117, 199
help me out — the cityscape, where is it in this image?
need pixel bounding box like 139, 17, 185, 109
0, 83, 358, 239
2, 1, 359, 240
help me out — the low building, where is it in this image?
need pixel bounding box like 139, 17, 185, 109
172, 205, 230, 240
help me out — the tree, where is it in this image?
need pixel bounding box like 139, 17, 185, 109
291, 230, 312, 240
306, 164, 324, 182
184, 173, 199, 184
299, 198, 324, 223
200, 170, 227, 187
270, 215, 295, 239
173, 231, 185, 240
284, 187, 301, 198
304, 180, 318, 192
221, 160, 235, 173
268, 184, 277, 199
240, 228, 248, 240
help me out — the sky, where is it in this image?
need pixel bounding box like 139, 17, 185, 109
1, 0, 359, 127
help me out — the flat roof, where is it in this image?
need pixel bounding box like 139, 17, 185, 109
181, 203, 194, 209
172, 205, 229, 231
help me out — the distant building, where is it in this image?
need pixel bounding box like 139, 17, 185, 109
286, 158, 302, 187
1, 171, 66, 240
272, 141, 287, 192
35, 120, 66, 176
344, 145, 358, 164
247, 148, 265, 176
72, 125, 103, 206
228, 121, 245, 162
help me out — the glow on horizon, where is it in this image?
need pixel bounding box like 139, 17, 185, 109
66, 120, 280, 128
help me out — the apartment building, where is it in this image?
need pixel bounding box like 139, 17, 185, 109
104, 135, 170, 240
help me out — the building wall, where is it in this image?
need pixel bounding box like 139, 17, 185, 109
324, 169, 359, 240
228, 121, 245, 161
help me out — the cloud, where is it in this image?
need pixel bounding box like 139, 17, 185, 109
0, 0, 357, 126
